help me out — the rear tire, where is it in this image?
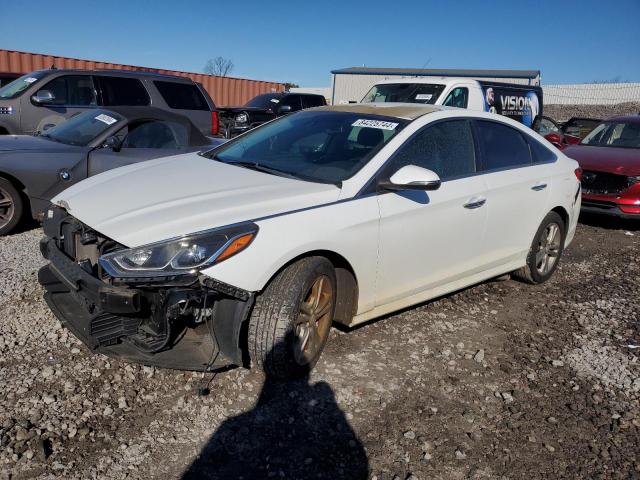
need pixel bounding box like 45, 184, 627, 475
0, 178, 23, 236
248, 257, 336, 380
513, 211, 565, 284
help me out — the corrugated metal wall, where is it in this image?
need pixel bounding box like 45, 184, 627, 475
542, 83, 640, 105
0, 49, 285, 106
332, 74, 536, 105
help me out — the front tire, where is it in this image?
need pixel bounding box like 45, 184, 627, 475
513, 211, 565, 284
0, 178, 23, 236
248, 257, 336, 380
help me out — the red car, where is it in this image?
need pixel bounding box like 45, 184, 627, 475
563, 115, 640, 218
536, 116, 601, 150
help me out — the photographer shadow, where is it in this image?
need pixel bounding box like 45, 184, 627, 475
182, 339, 369, 480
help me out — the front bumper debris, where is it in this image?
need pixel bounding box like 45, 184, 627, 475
38, 206, 254, 371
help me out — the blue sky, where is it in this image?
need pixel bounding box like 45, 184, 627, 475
1, 0, 638, 87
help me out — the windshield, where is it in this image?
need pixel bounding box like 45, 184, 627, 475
581, 121, 640, 149
245, 93, 283, 109
205, 110, 407, 184
42, 110, 123, 146
362, 83, 446, 104
0, 71, 47, 99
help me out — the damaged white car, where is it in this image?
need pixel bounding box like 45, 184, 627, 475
39, 104, 581, 379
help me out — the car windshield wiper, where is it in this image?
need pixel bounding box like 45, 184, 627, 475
227, 161, 305, 180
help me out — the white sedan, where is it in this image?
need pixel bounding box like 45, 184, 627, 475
38, 104, 581, 379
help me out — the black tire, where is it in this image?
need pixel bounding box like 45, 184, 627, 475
513, 211, 565, 284
0, 178, 23, 236
248, 256, 336, 380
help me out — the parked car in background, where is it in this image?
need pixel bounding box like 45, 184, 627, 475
361, 78, 543, 128
536, 116, 601, 150
0, 106, 221, 235
218, 92, 326, 138
0, 69, 219, 137
564, 115, 640, 218
38, 104, 580, 380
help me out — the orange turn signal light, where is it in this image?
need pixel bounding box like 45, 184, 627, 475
215, 233, 255, 264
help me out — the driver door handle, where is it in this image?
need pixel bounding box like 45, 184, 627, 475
531, 183, 548, 191
463, 197, 486, 209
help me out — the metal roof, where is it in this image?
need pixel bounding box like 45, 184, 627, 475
331, 67, 540, 79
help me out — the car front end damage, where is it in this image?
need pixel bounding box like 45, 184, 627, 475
580, 171, 640, 218
38, 205, 256, 371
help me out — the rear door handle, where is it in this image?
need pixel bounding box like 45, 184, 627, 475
531, 183, 547, 191
463, 197, 486, 209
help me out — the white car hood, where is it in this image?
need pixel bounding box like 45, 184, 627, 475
53, 153, 341, 247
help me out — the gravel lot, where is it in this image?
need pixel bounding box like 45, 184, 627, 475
1, 214, 639, 480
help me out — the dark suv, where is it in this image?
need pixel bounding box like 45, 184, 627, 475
219, 92, 326, 138
0, 69, 219, 136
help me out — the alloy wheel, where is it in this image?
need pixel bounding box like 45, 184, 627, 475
535, 222, 561, 275
293, 275, 334, 365
0, 186, 15, 230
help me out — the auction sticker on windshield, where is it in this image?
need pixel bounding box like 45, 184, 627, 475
415, 93, 433, 101
352, 119, 399, 130
95, 114, 117, 125
24, 77, 38, 84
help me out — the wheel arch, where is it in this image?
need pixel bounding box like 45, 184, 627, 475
550, 205, 569, 230
261, 249, 359, 327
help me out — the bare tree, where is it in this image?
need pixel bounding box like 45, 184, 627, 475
204, 57, 234, 77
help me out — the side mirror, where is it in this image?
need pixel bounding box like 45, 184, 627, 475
278, 105, 292, 114
31, 90, 55, 105
102, 136, 122, 152
378, 165, 441, 191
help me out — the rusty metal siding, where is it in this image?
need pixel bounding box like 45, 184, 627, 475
0, 49, 285, 106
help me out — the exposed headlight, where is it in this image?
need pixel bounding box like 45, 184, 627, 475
628, 175, 640, 187
99, 223, 258, 277
235, 112, 249, 125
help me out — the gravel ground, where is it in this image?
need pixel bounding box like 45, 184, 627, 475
545, 102, 640, 122
1, 215, 639, 480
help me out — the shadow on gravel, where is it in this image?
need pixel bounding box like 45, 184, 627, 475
579, 212, 640, 231
182, 339, 368, 480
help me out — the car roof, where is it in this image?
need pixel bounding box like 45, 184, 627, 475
315, 103, 443, 120
31, 68, 193, 82
605, 114, 640, 124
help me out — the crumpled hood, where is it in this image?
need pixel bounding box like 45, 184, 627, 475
564, 145, 640, 176
0, 134, 78, 153
53, 153, 341, 247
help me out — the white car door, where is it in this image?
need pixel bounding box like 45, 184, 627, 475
474, 120, 552, 266
374, 119, 489, 307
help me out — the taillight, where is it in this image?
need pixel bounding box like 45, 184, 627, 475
211, 111, 219, 136
574, 168, 583, 181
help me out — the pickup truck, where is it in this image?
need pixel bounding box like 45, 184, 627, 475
361, 77, 542, 128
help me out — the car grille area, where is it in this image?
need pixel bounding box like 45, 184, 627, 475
581, 170, 629, 196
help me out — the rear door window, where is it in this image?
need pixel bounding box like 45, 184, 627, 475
154, 81, 209, 110
476, 120, 531, 171
98, 76, 150, 106
387, 119, 476, 180
528, 138, 557, 164
41, 75, 97, 106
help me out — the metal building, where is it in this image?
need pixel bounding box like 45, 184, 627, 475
331, 67, 541, 105
0, 49, 285, 106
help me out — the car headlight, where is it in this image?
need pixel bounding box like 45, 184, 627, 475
99, 223, 258, 277
235, 112, 249, 125
628, 176, 640, 187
